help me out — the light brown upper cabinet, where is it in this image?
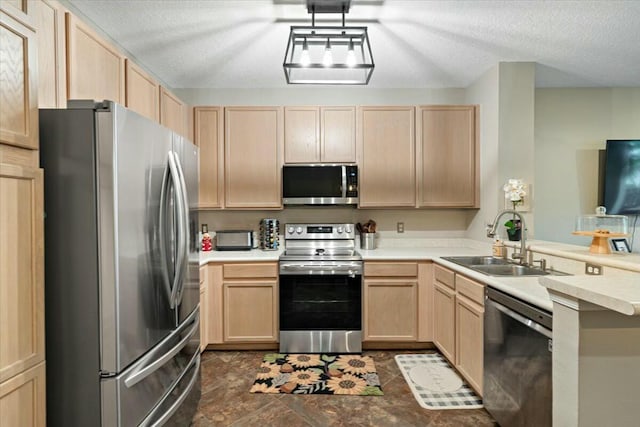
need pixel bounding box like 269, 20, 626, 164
0, 10, 38, 149
224, 107, 284, 209
357, 106, 415, 207
0, 0, 36, 29
125, 60, 159, 122
417, 105, 479, 208
284, 106, 355, 163
35, 0, 66, 108
194, 106, 224, 209
66, 12, 125, 104
159, 86, 188, 137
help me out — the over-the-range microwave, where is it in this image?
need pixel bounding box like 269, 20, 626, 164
282, 164, 358, 206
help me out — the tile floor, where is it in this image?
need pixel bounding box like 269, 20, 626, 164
192, 350, 497, 426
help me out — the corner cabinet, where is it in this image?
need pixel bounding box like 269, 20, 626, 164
224, 107, 283, 209
194, 106, 224, 209
284, 106, 355, 163
433, 264, 485, 395
66, 12, 125, 104
357, 106, 416, 207
417, 105, 479, 208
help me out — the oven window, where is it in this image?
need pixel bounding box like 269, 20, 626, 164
279, 275, 361, 331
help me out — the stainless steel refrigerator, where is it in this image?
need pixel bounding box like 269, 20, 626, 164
39, 100, 201, 426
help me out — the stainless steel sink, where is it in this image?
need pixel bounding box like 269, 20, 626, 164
442, 256, 570, 277
442, 256, 511, 266
470, 264, 549, 276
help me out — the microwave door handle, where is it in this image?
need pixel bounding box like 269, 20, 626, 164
341, 166, 347, 198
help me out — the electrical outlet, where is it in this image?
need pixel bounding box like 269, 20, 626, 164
585, 262, 603, 275
397, 222, 404, 233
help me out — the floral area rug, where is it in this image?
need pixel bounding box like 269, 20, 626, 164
250, 354, 384, 396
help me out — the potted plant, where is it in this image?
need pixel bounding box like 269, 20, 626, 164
503, 179, 526, 241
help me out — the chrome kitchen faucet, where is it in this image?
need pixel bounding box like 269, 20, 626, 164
487, 210, 527, 264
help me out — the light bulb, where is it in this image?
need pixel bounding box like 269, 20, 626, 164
346, 40, 356, 67
300, 42, 311, 67
322, 38, 333, 66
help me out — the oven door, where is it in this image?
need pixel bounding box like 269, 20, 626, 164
279, 261, 362, 353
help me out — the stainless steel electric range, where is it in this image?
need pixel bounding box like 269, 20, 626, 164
279, 223, 362, 353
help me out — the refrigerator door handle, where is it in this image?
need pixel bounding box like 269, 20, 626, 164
173, 152, 190, 307
123, 308, 199, 388
158, 159, 174, 305
167, 151, 187, 309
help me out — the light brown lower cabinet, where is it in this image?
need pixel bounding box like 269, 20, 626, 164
199, 266, 207, 352
433, 264, 485, 396
455, 293, 484, 393
433, 281, 456, 361
363, 261, 429, 342
0, 361, 46, 427
201, 262, 278, 345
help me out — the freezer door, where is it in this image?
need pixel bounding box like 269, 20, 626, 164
96, 103, 176, 373
101, 308, 200, 427
172, 134, 200, 324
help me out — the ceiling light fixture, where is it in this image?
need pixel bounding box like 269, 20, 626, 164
283, 0, 374, 85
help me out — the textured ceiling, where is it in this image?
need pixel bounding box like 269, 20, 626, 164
67, 0, 640, 89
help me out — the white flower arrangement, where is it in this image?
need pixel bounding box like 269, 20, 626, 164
503, 178, 526, 208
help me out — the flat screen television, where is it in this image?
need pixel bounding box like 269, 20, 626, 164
603, 139, 640, 215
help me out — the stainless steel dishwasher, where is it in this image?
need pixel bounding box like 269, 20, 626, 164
483, 287, 552, 427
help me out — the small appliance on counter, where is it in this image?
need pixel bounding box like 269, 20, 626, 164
215, 230, 253, 251
259, 219, 280, 250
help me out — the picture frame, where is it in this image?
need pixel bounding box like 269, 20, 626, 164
610, 238, 630, 253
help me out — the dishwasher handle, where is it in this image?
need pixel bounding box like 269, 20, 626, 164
488, 298, 553, 339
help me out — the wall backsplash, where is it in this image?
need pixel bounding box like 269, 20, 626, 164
198, 208, 475, 236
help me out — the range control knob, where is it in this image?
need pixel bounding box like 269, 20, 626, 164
287, 226, 294, 234
337, 226, 344, 234
296, 226, 303, 234
345, 225, 353, 233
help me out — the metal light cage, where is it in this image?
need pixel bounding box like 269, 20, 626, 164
283, 25, 375, 84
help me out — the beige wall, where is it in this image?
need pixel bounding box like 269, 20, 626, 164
534, 88, 640, 252
175, 88, 465, 106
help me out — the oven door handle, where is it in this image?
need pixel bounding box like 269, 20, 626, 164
280, 264, 361, 276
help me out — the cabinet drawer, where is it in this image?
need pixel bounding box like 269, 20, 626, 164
365, 262, 418, 277
434, 264, 455, 289
456, 275, 484, 305
223, 263, 278, 279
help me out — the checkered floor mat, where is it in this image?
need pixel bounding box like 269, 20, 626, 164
395, 353, 483, 410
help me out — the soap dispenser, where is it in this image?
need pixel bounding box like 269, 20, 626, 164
492, 238, 506, 258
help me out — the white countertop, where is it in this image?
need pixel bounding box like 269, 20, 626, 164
200, 247, 283, 264
540, 275, 640, 316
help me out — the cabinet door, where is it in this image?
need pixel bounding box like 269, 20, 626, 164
364, 279, 417, 341
418, 105, 478, 207
223, 280, 278, 342
224, 107, 283, 209
195, 107, 224, 208
199, 267, 207, 352
125, 60, 159, 122
0, 361, 46, 427
35, 0, 66, 108
0, 164, 44, 383
206, 264, 223, 344
321, 106, 355, 163
0, 0, 35, 28
358, 106, 415, 207
456, 294, 484, 395
284, 107, 319, 163
0, 11, 38, 149
159, 86, 187, 137
66, 13, 125, 104
433, 281, 456, 363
